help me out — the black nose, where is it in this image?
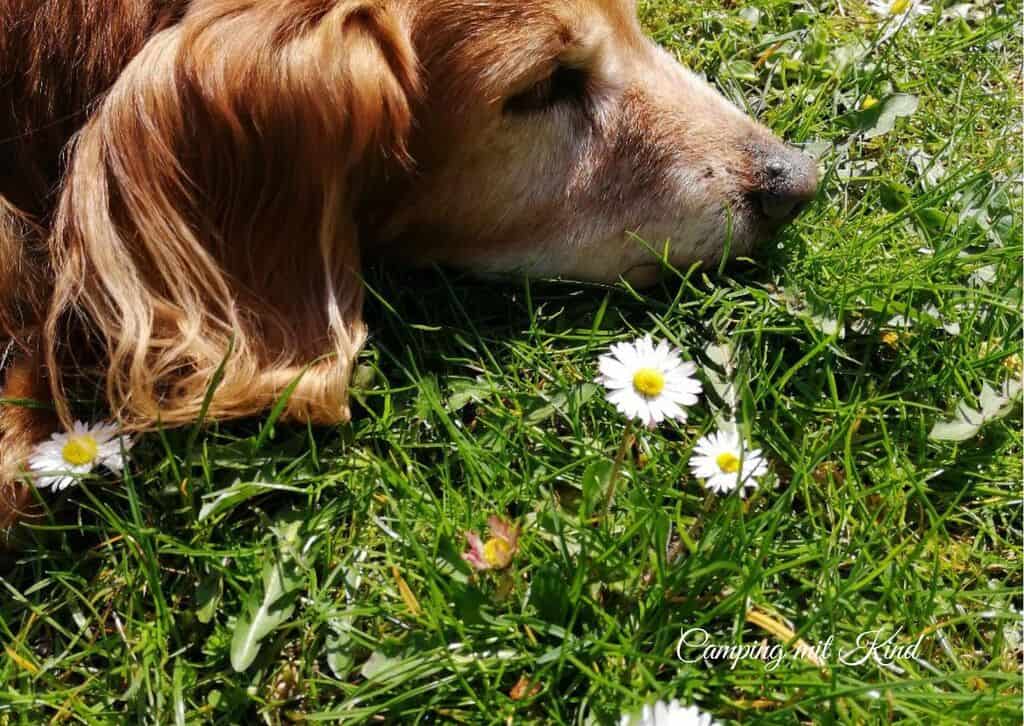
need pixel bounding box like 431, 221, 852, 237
752, 148, 819, 222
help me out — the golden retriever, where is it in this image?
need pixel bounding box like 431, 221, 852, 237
0, 0, 817, 529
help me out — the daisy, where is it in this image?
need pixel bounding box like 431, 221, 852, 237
689, 428, 768, 496
462, 516, 520, 571
620, 699, 719, 726
29, 421, 131, 491
597, 336, 702, 428
868, 0, 932, 19
867, 0, 932, 41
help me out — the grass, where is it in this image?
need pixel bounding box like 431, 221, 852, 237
1, 0, 1022, 723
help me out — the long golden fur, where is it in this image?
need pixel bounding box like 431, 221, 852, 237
0, 0, 817, 531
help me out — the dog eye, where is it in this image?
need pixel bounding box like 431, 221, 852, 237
505, 65, 588, 114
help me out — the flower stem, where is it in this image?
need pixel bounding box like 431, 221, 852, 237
601, 420, 635, 519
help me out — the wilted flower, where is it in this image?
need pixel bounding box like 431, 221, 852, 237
979, 337, 1017, 370
29, 421, 131, 491
462, 516, 520, 571
509, 674, 542, 700
968, 263, 997, 287
597, 336, 702, 428
928, 379, 1022, 442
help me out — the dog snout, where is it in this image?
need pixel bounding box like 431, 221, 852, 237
751, 147, 819, 223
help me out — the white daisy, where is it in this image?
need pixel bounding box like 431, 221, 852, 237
597, 336, 702, 428
867, 0, 932, 40
868, 0, 932, 18
28, 421, 131, 491
620, 699, 719, 726
689, 428, 768, 496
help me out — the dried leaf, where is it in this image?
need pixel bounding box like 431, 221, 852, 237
392, 565, 422, 616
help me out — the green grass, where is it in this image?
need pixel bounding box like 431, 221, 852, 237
2, 1, 1022, 723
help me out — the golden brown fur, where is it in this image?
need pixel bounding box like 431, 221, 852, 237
0, 0, 817, 533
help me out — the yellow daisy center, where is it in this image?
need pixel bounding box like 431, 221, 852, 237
62, 435, 99, 466
632, 368, 666, 398
482, 537, 512, 568
716, 452, 741, 474
889, 0, 909, 14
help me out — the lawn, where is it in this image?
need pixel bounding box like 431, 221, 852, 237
1, 0, 1021, 723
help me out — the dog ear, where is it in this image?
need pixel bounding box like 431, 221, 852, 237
0, 344, 56, 535
0, 197, 45, 343
46, 1, 418, 429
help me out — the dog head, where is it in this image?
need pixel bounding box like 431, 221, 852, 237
376, 0, 819, 285
45, 0, 816, 429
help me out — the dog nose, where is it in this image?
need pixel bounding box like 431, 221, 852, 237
753, 148, 818, 222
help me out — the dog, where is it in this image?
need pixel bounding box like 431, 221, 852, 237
0, 0, 818, 530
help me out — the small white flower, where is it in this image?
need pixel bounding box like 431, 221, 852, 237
620, 699, 719, 726
868, 0, 932, 40
29, 421, 131, 491
597, 336, 702, 427
689, 428, 768, 496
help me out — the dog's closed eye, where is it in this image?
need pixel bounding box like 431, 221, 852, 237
504, 64, 589, 115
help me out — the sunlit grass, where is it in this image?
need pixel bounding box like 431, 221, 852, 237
1, 1, 1021, 723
